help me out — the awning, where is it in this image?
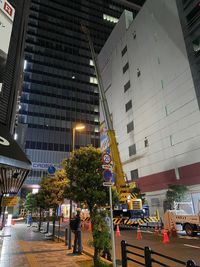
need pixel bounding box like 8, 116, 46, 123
0, 124, 31, 194
0, 124, 31, 170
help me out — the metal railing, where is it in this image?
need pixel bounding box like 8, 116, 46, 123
121, 240, 199, 267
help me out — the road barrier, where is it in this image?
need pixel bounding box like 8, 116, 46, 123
121, 240, 199, 267
82, 216, 161, 229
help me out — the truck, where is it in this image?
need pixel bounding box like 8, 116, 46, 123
164, 201, 200, 236
82, 25, 159, 226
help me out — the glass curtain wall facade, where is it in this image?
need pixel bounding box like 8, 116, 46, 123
17, 0, 144, 186
176, 0, 200, 108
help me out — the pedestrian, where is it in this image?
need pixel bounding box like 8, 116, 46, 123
72, 210, 83, 254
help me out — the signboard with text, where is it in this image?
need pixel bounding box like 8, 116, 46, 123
0, 0, 15, 92
1, 196, 18, 207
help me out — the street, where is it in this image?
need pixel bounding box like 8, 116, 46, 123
48, 222, 200, 266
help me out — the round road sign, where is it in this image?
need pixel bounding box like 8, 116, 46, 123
102, 153, 111, 164
48, 165, 56, 175
103, 169, 112, 182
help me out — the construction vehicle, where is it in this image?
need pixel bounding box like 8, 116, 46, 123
164, 201, 200, 236
81, 26, 156, 225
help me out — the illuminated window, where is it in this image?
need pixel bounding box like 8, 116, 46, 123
94, 117, 99, 122
193, 36, 200, 52
90, 59, 94, 66
103, 14, 118, 23
24, 60, 27, 70
90, 77, 98, 84
14, 133, 18, 140
94, 106, 99, 112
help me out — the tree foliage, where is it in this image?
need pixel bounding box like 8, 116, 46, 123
92, 211, 111, 264
40, 169, 68, 208
166, 184, 188, 208
64, 145, 113, 263
64, 146, 108, 212
24, 193, 38, 212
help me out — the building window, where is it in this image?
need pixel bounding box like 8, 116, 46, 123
137, 68, 141, 77
186, 5, 200, 26
123, 62, 129, 74
90, 59, 94, 66
127, 121, 134, 133
121, 45, 127, 57
130, 169, 138, 180
24, 60, 27, 70
90, 77, 98, 84
103, 14, 118, 23
124, 80, 131, 92
151, 198, 160, 207
129, 144, 136, 156
125, 100, 132, 112
144, 137, 149, 147
192, 36, 200, 53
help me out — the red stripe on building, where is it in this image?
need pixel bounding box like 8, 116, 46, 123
137, 162, 200, 193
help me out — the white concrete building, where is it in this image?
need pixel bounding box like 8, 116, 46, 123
98, 0, 200, 216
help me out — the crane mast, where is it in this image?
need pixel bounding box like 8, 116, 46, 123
82, 25, 140, 208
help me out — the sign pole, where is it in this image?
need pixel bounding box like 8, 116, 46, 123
109, 185, 116, 267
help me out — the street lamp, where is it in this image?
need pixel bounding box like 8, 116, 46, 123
72, 125, 85, 152
68, 124, 85, 249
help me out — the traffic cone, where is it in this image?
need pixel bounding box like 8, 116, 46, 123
163, 229, 170, 244
137, 225, 142, 240
88, 221, 92, 232
116, 225, 120, 237
154, 224, 159, 236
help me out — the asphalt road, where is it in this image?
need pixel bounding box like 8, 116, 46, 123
47, 222, 200, 266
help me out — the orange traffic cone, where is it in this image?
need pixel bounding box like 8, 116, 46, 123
88, 221, 92, 232
154, 224, 159, 236
137, 225, 142, 240
116, 225, 120, 237
163, 229, 170, 244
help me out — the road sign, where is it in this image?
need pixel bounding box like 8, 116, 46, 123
103, 169, 112, 182
102, 164, 113, 170
103, 182, 114, 187
102, 153, 111, 164
47, 165, 56, 175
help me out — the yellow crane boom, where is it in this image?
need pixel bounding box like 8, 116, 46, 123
81, 25, 142, 210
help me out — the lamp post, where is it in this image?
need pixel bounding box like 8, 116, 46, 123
68, 124, 85, 249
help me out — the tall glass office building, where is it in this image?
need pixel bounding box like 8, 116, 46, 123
17, 0, 145, 187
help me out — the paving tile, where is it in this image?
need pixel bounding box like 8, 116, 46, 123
0, 223, 92, 267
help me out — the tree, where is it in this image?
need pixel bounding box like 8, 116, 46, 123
24, 193, 38, 213
166, 184, 188, 209
39, 169, 68, 236
64, 145, 114, 265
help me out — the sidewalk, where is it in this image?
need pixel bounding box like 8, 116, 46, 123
0, 223, 92, 267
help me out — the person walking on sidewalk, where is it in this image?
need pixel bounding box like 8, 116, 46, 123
72, 210, 83, 254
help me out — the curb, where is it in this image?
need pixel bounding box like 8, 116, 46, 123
55, 235, 112, 266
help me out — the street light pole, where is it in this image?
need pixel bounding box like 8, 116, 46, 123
68, 124, 85, 250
